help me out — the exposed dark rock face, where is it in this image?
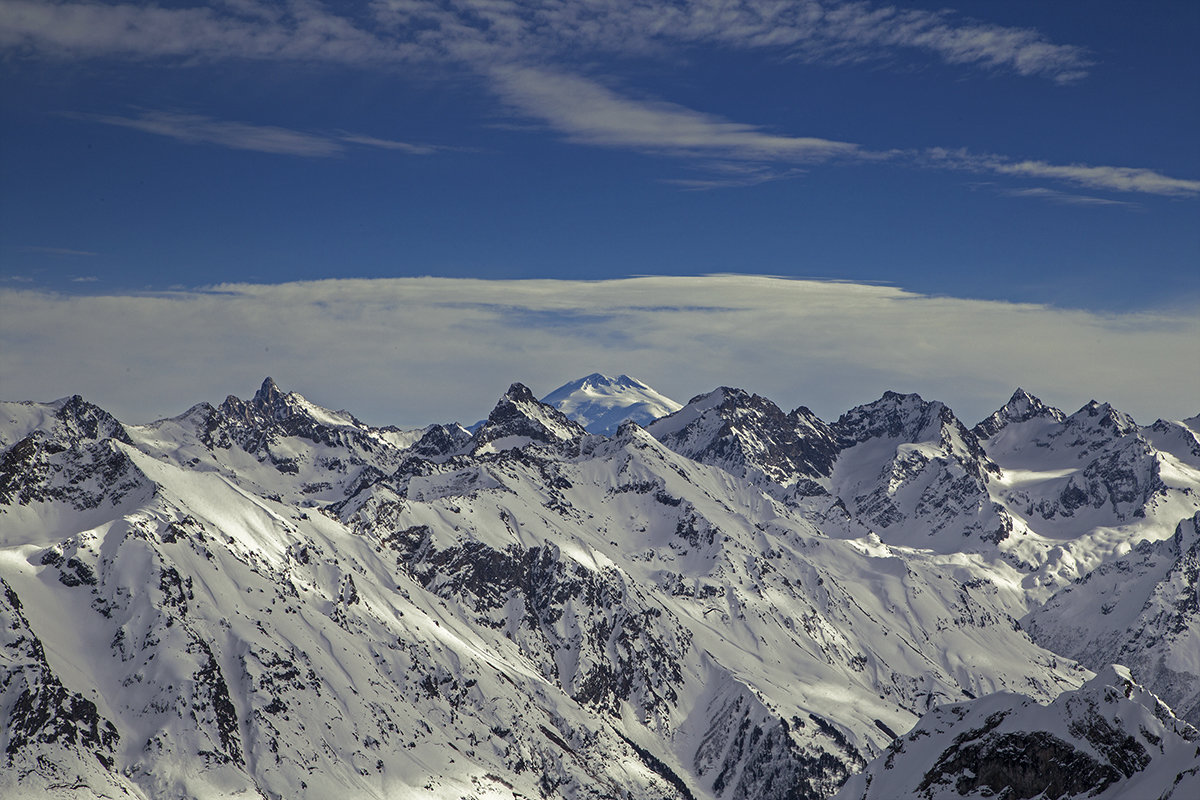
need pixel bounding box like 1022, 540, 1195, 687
392, 528, 690, 725
837, 666, 1200, 800
54, 395, 134, 446
470, 382, 587, 453
648, 387, 840, 487
218, 377, 380, 455
410, 423, 472, 458
972, 388, 1065, 441
825, 391, 1014, 550
834, 391, 998, 480
919, 729, 1124, 799
0, 580, 121, 786
0, 431, 146, 509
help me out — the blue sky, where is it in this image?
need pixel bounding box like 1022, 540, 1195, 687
1, 2, 1198, 425
2, 0, 1197, 309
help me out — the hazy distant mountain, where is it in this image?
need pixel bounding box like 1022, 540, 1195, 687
542, 373, 682, 434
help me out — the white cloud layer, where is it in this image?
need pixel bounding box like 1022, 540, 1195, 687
929, 148, 1200, 198
63, 111, 436, 157
490, 66, 858, 161
999, 187, 1133, 207
2, 277, 1196, 428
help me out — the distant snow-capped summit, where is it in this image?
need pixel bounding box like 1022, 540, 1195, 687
541, 373, 682, 435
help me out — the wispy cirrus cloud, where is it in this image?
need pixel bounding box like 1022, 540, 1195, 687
486, 69, 1196, 198
1001, 187, 1134, 207
61, 110, 438, 157
19, 245, 97, 256
335, 132, 440, 155
992, 159, 1200, 198
2, 277, 1197, 427
927, 148, 1200, 198
489, 66, 858, 162
0, 1, 1091, 82
6, 2, 1192, 200
0, 0, 408, 63
660, 161, 810, 190
0, 0, 1094, 80
371, 0, 1092, 83
64, 110, 344, 156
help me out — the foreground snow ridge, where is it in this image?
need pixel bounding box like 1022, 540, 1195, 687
2, 377, 1199, 800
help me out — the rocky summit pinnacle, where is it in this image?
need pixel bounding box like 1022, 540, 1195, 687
252, 376, 284, 407
973, 388, 1065, 440
504, 382, 538, 403
471, 381, 586, 451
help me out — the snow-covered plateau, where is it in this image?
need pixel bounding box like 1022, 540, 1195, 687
1, 376, 1198, 799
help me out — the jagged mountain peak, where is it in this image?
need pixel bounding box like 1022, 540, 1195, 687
409, 422, 473, 459
52, 394, 133, 446
471, 381, 587, 453
834, 390, 958, 444
252, 375, 283, 406
1070, 399, 1138, 433
1003, 387, 1061, 418
542, 373, 682, 435
648, 386, 776, 440
503, 381, 538, 403
613, 417, 645, 439
647, 385, 839, 486
220, 377, 361, 430
827, 390, 1011, 552
973, 387, 1066, 440
0, 394, 132, 452
687, 385, 749, 407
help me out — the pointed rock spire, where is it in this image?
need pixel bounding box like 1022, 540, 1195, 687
471, 381, 587, 452
252, 376, 284, 409
973, 388, 1065, 440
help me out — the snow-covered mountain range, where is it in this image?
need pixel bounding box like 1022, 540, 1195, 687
2, 376, 1198, 799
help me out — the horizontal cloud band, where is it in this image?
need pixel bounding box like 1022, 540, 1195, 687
2, 276, 1196, 428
